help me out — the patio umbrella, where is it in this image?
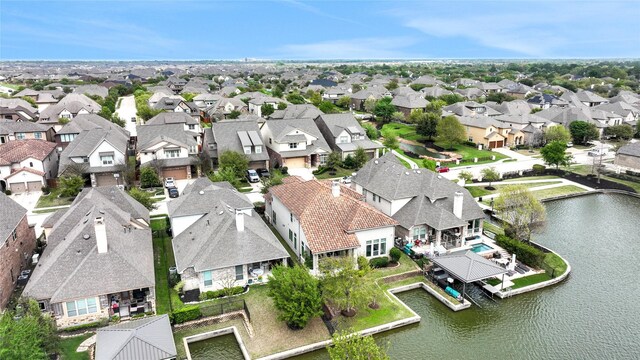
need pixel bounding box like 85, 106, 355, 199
509, 253, 516, 271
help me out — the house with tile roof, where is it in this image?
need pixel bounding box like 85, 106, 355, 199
260, 118, 331, 168
0, 139, 58, 193
170, 178, 288, 292
23, 186, 154, 328
352, 153, 485, 253
266, 177, 397, 273
0, 193, 36, 309
314, 113, 383, 160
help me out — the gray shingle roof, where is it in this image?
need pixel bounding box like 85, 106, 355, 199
57, 114, 128, 136
95, 315, 176, 360
211, 119, 270, 162
431, 250, 507, 282
23, 187, 154, 303
617, 142, 640, 157
265, 118, 331, 155
59, 128, 129, 173
145, 112, 198, 126
0, 119, 49, 135
0, 192, 28, 242
136, 123, 196, 151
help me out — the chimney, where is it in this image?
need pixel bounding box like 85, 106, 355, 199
331, 181, 340, 198
94, 217, 108, 253
235, 210, 245, 232
453, 191, 463, 219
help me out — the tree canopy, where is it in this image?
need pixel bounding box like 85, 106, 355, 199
328, 330, 389, 360
373, 97, 396, 124
218, 150, 249, 179
436, 115, 466, 150
480, 167, 500, 187
319, 257, 371, 315
544, 126, 572, 144
267, 265, 323, 329
0, 299, 59, 360
493, 185, 546, 242
569, 121, 599, 145
540, 141, 573, 169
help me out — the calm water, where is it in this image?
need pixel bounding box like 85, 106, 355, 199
189, 334, 244, 360
202, 194, 640, 360
399, 142, 449, 159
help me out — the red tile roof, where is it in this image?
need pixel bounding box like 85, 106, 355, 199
6, 167, 45, 178
0, 139, 56, 165
268, 179, 397, 254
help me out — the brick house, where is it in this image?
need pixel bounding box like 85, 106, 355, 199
0, 192, 36, 309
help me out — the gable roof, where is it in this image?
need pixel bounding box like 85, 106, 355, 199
0, 192, 27, 242
211, 119, 269, 162
617, 141, 640, 157
57, 114, 128, 136
269, 104, 323, 119
136, 123, 196, 151
0, 119, 49, 135
0, 139, 57, 165
59, 128, 129, 172
265, 118, 331, 152
145, 112, 199, 126
95, 315, 176, 360
432, 250, 507, 282
268, 178, 397, 254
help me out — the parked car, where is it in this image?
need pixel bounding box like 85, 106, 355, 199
341, 176, 352, 184
246, 169, 260, 183
436, 166, 450, 173
167, 187, 179, 198
566, 142, 573, 147
164, 177, 175, 188
257, 168, 271, 178
587, 148, 607, 157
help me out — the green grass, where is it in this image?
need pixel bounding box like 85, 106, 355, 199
238, 187, 254, 193
503, 175, 561, 181
435, 142, 508, 162
0, 82, 20, 90
380, 123, 426, 142
151, 218, 176, 314
397, 156, 412, 169
314, 166, 355, 180
543, 252, 568, 277
35, 188, 75, 208
58, 333, 92, 360
485, 278, 502, 286
368, 252, 419, 280
32, 208, 60, 214
467, 181, 563, 198
510, 273, 553, 289
466, 186, 492, 198
532, 185, 586, 200
483, 221, 505, 236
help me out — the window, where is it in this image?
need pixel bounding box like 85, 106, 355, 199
165, 149, 180, 158
12, 228, 17, 241
83, 157, 89, 163
412, 227, 426, 240
61, 113, 72, 119
244, 146, 251, 154
60, 134, 76, 142
289, 143, 298, 149
235, 265, 243, 280
352, 134, 360, 140
269, 138, 272, 144
101, 155, 114, 166
272, 211, 277, 225
29, 162, 33, 167
188, 124, 195, 130
65, 298, 97, 317
372, 194, 377, 202
366, 239, 386, 257
339, 136, 349, 143
290, 213, 293, 222
288, 229, 293, 241
38, 302, 46, 311
319, 154, 327, 165
34, 132, 42, 139
203, 271, 213, 287
294, 233, 297, 249
16, 133, 26, 140
255, 146, 262, 154
189, 146, 196, 154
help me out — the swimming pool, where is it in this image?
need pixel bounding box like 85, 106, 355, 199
471, 243, 494, 253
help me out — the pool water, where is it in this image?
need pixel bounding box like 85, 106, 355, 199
471, 243, 493, 253
399, 142, 450, 159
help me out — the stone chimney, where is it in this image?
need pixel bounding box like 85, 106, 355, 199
331, 181, 340, 198
453, 191, 463, 219
95, 217, 108, 254
235, 210, 245, 232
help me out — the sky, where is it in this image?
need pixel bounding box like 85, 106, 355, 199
1, 0, 639, 60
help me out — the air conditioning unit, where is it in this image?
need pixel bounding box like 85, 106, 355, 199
32, 253, 40, 264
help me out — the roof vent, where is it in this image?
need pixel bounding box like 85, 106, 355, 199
405, 172, 410, 175
85, 211, 91, 217
437, 175, 442, 179
99, 210, 105, 214
199, 190, 205, 195
416, 170, 421, 174
83, 234, 90, 240
374, 160, 379, 164
218, 211, 224, 215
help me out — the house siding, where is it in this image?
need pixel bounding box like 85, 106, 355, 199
0, 215, 36, 309
615, 153, 640, 171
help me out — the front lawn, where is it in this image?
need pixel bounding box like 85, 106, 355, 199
543, 252, 568, 277
510, 273, 552, 289
531, 185, 586, 200
58, 333, 93, 360
467, 181, 563, 198
35, 187, 75, 208
314, 166, 355, 180
380, 123, 426, 142
435, 142, 508, 162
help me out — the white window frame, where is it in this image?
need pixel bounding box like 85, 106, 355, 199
65, 297, 98, 317
16, 132, 26, 140
34, 132, 42, 139
339, 135, 349, 143
244, 146, 251, 154
165, 149, 180, 158
365, 238, 387, 257
203, 270, 213, 287
255, 146, 262, 154
101, 155, 114, 166
235, 265, 243, 281
289, 143, 298, 149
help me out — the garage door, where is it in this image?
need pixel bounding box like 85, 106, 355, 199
27, 181, 42, 192
489, 140, 504, 149
95, 173, 118, 187
163, 167, 188, 180
284, 157, 306, 169
10, 182, 26, 193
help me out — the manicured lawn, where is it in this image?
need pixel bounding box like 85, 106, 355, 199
369, 252, 419, 280
35, 187, 75, 208
531, 185, 586, 200
58, 333, 92, 360
380, 123, 426, 142
510, 273, 552, 289
504, 175, 562, 182
238, 187, 254, 193
397, 156, 412, 169
435, 142, 508, 162
543, 252, 568, 277
485, 278, 502, 286
314, 166, 355, 180
466, 186, 492, 198
151, 218, 175, 315
483, 221, 505, 236
467, 181, 563, 198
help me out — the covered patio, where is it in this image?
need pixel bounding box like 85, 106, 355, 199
429, 250, 507, 302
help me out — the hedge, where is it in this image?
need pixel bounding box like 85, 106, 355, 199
60, 318, 109, 332
495, 234, 545, 267
369, 257, 389, 268
170, 305, 202, 324
532, 164, 546, 174
199, 286, 245, 301
389, 248, 402, 263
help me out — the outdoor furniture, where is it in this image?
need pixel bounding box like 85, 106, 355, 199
251, 268, 264, 277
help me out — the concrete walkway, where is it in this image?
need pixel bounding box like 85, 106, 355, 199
491, 147, 532, 161
76, 334, 96, 352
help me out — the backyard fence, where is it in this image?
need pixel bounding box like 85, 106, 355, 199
199, 298, 249, 321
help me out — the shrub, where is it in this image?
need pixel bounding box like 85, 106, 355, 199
110, 315, 120, 323
170, 305, 202, 324
60, 319, 109, 332
389, 248, 402, 263
41, 186, 50, 195
173, 280, 185, 294
532, 164, 546, 175
281, 166, 288, 175
369, 257, 389, 268
357, 256, 370, 272
312, 166, 329, 175
4, 189, 11, 195
199, 286, 245, 301
140, 166, 161, 188
495, 234, 545, 267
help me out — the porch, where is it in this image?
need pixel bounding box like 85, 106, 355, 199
400, 219, 483, 255
308, 248, 357, 275
108, 288, 153, 319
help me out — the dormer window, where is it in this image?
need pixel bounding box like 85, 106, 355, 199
244, 146, 252, 154
188, 124, 195, 130
340, 136, 349, 143
289, 143, 298, 149
255, 146, 262, 154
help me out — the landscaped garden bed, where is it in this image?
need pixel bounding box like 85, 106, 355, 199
35, 187, 75, 208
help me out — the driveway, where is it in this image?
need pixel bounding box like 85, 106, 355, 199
10, 191, 42, 212
116, 95, 138, 137
151, 179, 196, 217
287, 167, 315, 180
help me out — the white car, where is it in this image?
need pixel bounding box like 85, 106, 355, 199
164, 177, 175, 188
341, 176, 352, 184
587, 148, 607, 157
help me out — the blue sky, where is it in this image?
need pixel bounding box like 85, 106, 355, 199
1, 0, 639, 60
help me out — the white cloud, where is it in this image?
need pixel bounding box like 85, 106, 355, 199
276, 37, 420, 59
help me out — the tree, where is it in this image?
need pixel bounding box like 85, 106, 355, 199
261, 169, 284, 194
362, 123, 379, 139
319, 101, 339, 114
436, 115, 466, 150
540, 141, 573, 169
480, 167, 500, 188
59, 175, 84, 197
267, 265, 323, 329
544, 126, 571, 144
309, 91, 322, 106
328, 330, 389, 360
351, 84, 362, 93
439, 93, 464, 105
486, 92, 516, 103
604, 124, 634, 140
391, 111, 405, 123
319, 257, 370, 316
0, 298, 59, 359
127, 187, 157, 210
384, 79, 399, 91
227, 110, 241, 119
569, 121, 599, 145
425, 99, 446, 113
140, 166, 161, 188
218, 150, 249, 178
208, 167, 241, 189
458, 170, 473, 184
261, 103, 275, 117
326, 152, 343, 169
493, 185, 546, 242
382, 133, 399, 150
363, 98, 377, 113
416, 112, 439, 140
286, 93, 306, 104
353, 147, 368, 169
336, 96, 351, 109
373, 97, 396, 124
